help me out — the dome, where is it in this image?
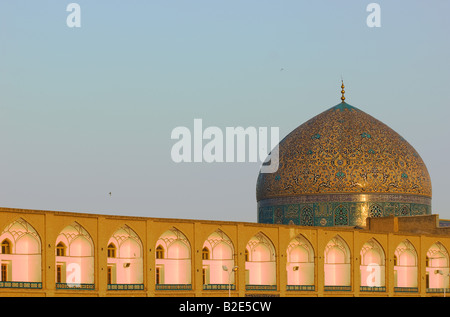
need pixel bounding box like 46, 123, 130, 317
256, 98, 432, 227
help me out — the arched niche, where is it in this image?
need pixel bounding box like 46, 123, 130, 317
202, 229, 235, 285
394, 240, 418, 288
426, 242, 449, 289
155, 227, 191, 285
360, 238, 386, 287
245, 232, 276, 286
0, 218, 42, 283
286, 234, 314, 286
107, 225, 144, 285
324, 235, 351, 287
55, 222, 94, 286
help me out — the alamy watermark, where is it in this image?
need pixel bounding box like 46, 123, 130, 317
66, 3, 81, 28
64, 3, 381, 29
170, 119, 280, 173
66, 262, 81, 287
366, 3, 381, 28
365, 263, 382, 287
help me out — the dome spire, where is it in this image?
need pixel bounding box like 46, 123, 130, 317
340, 79, 346, 103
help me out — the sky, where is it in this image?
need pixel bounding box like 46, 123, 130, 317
0, 0, 449, 223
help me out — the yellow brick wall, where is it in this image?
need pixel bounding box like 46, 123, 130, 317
0, 207, 449, 297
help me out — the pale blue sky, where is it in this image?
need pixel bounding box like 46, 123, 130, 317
0, 1, 449, 222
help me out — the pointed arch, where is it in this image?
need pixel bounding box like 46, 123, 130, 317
55, 222, 95, 287
202, 229, 236, 286
156, 245, 165, 259
203, 229, 235, 260
0, 218, 42, 284
360, 238, 386, 288
360, 238, 385, 266
395, 240, 417, 267
426, 241, 450, 290
1, 218, 41, 255
108, 225, 143, 258
155, 227, 191, 285
394, 239, 418, 288
246, 232, 276, 262
1, 239, 11, 255
56, 242, 66, 257
202, 247, 210, 260
427, 242, 449, 268
324, 235, 351, 287
286, 234, 314, 287
324, 235, 350, 264
287, 234, 314, 263
245, 231, 276, 286
107, 243, 117, 258
57, 222, 94, 257
107, 224, 144, 286
156, 227, 191, 259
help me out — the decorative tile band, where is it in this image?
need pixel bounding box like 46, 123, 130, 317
258, 193, 431, 206
0, 281, 42, 289
155, 284, 192, 291
107, 284, 144, 291
258, 198, 431, 227
426, 288, 450, 293
245, 284, 277, 291
203, 284, 236, 290
394, 287, 418, 293
324, 285, 352, 291
55, 283, 95, 290
360, 286, 386, 292
286, 285, 315, 291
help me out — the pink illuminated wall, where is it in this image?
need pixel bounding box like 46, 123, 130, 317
245, 232, 276, 285
360, 239, 386, 287
0, 218, 42, 283
426, 242, 449, 289
394, 240, 417, 288
107, 225, 143, 285
286, 235, 314, 286
202, 230, 235, 285
324, 235, 351, 286
55, 222, 94, 284
155, 227, 191, 284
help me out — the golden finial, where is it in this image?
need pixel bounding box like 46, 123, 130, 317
340, 80, 346, 103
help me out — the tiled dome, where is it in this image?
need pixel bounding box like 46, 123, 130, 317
256, 95, 432, 227
257, 102, 431, 200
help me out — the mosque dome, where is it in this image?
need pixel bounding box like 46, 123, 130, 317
256, 83, 432, 227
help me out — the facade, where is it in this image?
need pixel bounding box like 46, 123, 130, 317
1, 206, 450, 297
1, 86, 448, 297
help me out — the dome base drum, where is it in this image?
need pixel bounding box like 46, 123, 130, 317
258, 193, 431, 227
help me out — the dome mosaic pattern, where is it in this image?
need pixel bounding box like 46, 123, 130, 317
257, 102, 431, 200
256, 101, 432, 227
